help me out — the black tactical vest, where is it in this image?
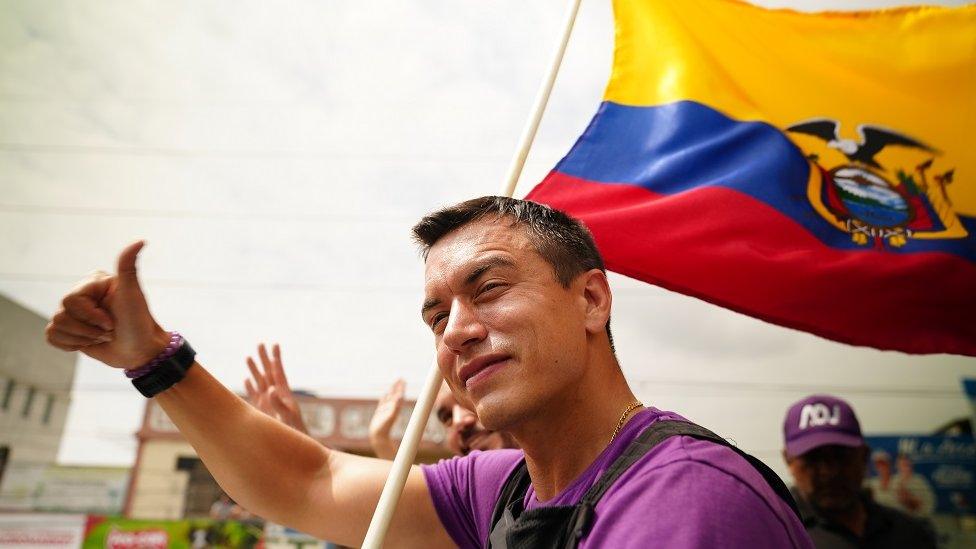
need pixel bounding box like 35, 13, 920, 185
487, 420, 801, 549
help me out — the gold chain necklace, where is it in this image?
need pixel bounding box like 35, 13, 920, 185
608, 401, 644, 445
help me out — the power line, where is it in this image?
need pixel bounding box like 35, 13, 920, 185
0, 142, 509, 162
0, 203, 417, 223
0, 272, 419, 292
634, 377, 966, 398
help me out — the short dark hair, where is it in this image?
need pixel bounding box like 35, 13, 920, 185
412, 196, 614, 350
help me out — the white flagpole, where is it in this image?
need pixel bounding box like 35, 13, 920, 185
361, 0, 583, 546
360, 358, 443, 548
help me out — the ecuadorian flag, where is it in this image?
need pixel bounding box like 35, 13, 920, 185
527, 0, 976, 355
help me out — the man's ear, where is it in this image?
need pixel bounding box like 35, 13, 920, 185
856, 445, 870, 476
580, 269, 612, 335
782, 449, 804, 482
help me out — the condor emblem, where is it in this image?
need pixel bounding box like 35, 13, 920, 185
786, 119, 966, 248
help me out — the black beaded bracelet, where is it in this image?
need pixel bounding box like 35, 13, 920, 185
131, 339, 197, 398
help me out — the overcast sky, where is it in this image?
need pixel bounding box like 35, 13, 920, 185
1, 0, 973, 479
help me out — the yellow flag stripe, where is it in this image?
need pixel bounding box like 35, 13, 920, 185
606, 0, 976, 215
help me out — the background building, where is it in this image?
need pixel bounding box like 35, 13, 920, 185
0, 294, 76, 497
0, 463, 128, 514
125, 395, 448, 520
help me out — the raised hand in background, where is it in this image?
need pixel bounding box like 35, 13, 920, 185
368, 378, 406, 460
244, 343, 309, 434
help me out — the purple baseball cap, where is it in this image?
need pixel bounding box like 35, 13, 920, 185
783, 394, 863, 458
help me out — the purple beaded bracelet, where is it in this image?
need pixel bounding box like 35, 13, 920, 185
124, 331, 183, 379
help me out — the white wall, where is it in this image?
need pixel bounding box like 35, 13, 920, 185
0, 0, 972, 484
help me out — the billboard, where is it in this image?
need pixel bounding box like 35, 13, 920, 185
865, 435, 976, 548
0, 513, 87, 549
0, 463, 128, 514
963, 378, 976, 429
82, 517, 262, 549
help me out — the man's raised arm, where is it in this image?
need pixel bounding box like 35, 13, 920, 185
44, 241, 451, 548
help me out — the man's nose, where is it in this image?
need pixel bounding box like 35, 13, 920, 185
441, 300, 487, 354
811, 459, 841, 478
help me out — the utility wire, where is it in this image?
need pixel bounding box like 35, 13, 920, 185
0, 142, 510, 162
0, 203, 418, 223
0, 272, 419, 292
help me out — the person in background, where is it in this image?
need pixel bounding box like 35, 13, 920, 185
243, 343, 309, 434
209, 492, 251, 521
865, 450, 899, 509
368, 378, 406, 459
892, 453, 937, 518
364, 378, 522, 459
434, 381, 517, 456
243, 343, 408, 459
242, 346, 355, 548
783, 395, 936, 548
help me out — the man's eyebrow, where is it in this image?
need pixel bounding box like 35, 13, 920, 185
463, 256, 516, 286
421, 257, 516, 318
421, 297, 440, 317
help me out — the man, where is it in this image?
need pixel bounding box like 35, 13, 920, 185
783, 395, 936, 548
865, 450, 898, 509
891, 453, 936, 518
45, 196, 810, 547
434, 382, 517, 456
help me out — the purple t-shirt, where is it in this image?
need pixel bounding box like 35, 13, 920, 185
422, 408, 813, 548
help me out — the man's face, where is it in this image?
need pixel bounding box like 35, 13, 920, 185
788, 444, 867, 513
896, 455, 913, 476
422, 218, 589, 430
434, 383, 516, 455
873, 458, 891, 478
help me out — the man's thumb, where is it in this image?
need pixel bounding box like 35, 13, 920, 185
116, 240, 146, 290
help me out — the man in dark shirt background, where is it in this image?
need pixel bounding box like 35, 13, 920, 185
782, 394, 937, 548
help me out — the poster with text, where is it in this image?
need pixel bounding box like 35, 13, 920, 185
963, 379, 976, 429
82, 516, 262, 549
865, 435, 976, 548
0, 513, 86, 549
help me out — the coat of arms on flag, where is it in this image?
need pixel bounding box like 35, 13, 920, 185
787, 119, 964, 249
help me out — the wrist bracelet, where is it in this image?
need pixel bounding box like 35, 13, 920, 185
125, 332, 183, 379
130, 338, 197, 398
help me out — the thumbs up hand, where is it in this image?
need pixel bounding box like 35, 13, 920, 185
46, 241, 171, 369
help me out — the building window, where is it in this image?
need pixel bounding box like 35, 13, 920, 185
42, 394, 55, 425
176, 456, 224, 518
0, 447, 8, 486
22, 387, 36, 418
1, 379, 14, 411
